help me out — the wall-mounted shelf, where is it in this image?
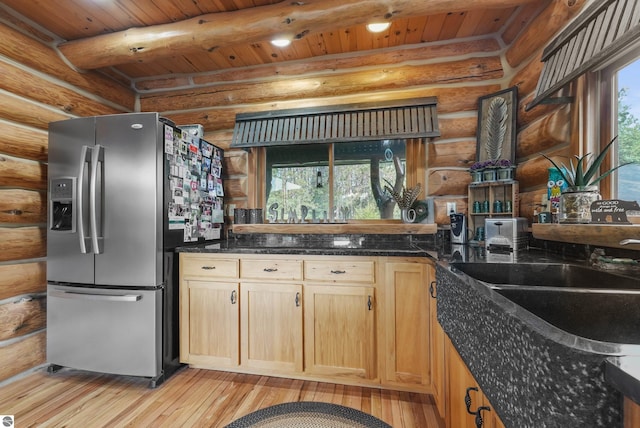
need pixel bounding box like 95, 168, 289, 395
232, 222, 437, 235
467, 181, 519, 241
532, 223, 640, 249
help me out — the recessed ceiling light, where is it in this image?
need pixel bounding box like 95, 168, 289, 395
366, 22, 391, 33
271, 38, 291, 47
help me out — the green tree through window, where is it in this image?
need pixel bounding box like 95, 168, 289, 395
265, 141, 407, 221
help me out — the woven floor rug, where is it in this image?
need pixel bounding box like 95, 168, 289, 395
225, 401, 392, 428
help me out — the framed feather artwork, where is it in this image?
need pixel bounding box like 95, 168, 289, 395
476, 86, 518, 164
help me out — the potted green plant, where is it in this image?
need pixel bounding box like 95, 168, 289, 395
542, 136, 630, 223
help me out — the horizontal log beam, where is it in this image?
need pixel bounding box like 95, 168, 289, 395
137, 37, 501, 91
427, 169, 470, 197
437, 117, 478, 141
0, 296, 46, 342
58, 0, 538, 70
142, 57, 503, 112
0, 331, 46, 383
505, 0, 587, 69
516, 146, 570, 190
0, 189, 46, 224
517, 92, 560, 130
0, 22, 135, 110
204, 131, 234, 151
0, 122, 48, 162
0, 262, 46, 301
0, 60, 123, 118
0, 156, 47, 190
0, 92, 69, 131
509, 52, 544, 100
500, 1, 551, 46
428, 140, 476, 169
516, 104, 571, 159
0, 227, 46, 262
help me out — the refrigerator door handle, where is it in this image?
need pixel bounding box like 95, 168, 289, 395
50, 289, 142, 302
90, 144, 104, 254
77, 145, 91, 254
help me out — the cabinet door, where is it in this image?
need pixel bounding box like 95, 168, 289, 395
429, 265, 446, 418
383, 261, 430, 388
240, 282, 303, 373
445, 337, 503, 428
304, 284, 376, 380
445, 337, 477, 428
181, 280, 240, 367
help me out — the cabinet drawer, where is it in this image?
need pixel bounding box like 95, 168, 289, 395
304, 260, 375, 283
181, 255, 239, 279
240, 259, 303, 281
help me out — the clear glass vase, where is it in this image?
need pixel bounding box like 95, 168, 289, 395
559, 186, 601, 223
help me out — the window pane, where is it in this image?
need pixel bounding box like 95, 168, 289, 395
617, 59, 640, 202
333, 140, 406, 220
265, 144, 330, 222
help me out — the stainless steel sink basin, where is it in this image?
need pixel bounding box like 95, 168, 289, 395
450, 262, 640, 290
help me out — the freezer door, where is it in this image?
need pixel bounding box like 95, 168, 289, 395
47, 284, 162, 378
94, 113, 163, 287
47, 117, 95, 284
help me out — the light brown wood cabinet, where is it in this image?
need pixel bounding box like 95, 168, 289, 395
180, 254, 240, 368
304, 284, 376, 380
429, 272, 446, 419
381, 260, 431, 389
625, 397, 640, 428
180, 252, 436, 391
445, 337, 505, 428
240, 282, 303, 374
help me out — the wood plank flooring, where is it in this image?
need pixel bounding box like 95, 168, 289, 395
0, 367, 445, 427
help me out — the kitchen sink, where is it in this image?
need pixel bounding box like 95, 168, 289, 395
450, 262, 640, 290
493, 287, 640, 344
449, 261, 640, 345
438, 261, 639, 427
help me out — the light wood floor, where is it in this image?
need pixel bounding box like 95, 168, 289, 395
0, 367, 445, 427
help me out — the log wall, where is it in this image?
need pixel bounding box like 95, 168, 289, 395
150, 1, 585, 225
0, 19, 134, 384
0, 0, 587, 384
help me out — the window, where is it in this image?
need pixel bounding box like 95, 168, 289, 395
264, 140, 408, 222
615, 59, 640, 202
265, 144, 330, 222
598, 48, 640, 203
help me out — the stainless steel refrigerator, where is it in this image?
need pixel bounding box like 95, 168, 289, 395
47, 113, 224, 387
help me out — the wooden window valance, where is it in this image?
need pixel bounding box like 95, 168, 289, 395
527, 0, 640, 111
230, 97, 439, 148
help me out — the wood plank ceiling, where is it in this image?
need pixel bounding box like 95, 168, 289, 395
0, 0, 548, 90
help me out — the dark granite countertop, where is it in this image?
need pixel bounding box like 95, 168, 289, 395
176, 233, 438, 258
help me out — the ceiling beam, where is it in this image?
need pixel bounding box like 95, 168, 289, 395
58, 0, 538, 70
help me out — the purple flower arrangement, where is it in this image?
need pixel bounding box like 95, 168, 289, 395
470, 159, 514, 183
469, 159, 511, 171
